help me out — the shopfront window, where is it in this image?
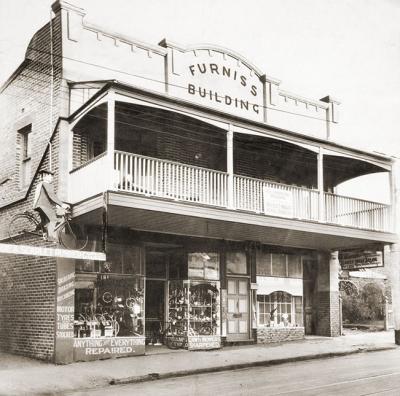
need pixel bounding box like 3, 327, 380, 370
74, 245, 145, 338
74, 275, 144, 338
257, 291, 303, 327
188, 252, 219, 280
226, 251, 247, 275
256, 251, 303, 279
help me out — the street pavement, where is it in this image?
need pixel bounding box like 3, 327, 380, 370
0, 330, 397, 395
67, 348, 400, 396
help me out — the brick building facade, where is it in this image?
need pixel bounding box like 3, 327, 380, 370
0, 1, 397, 363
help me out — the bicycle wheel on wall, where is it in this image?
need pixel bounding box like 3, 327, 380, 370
8, 213, 44, 245
58, 221, 88, 250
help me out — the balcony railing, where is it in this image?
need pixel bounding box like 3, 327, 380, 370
69, 151, 393, 233
114, 151, 228, 207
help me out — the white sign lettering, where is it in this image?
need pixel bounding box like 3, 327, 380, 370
263, 186, 294, 218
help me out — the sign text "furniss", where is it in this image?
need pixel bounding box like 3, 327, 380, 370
187, 63, 260, 115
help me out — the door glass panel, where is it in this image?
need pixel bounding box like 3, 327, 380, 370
239, 299, 248, 313
239, 320, 247, 333
228, 320, 237, 333
228, 298, 236, 313
238, 280, 247, 295
227, 280, 236, 294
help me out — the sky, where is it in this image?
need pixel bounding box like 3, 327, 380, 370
0, 0, 399, 201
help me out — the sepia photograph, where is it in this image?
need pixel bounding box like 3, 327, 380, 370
0, 0, 400, 394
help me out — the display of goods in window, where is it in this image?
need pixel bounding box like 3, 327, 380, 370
166, 280, 221, 350
74, 275, 145, 339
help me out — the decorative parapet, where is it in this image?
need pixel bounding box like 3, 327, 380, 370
52, 0, 339, 141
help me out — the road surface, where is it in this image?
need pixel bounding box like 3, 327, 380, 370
68, 348, 400, 395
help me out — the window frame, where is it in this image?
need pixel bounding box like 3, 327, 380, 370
18, 124, 32, 188
256, 251, 303, 279
257, 291, 303, 328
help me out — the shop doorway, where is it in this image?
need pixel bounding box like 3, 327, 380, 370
145, 280, 165, 345
303, 259, 317, 335
226, 277, 250, 341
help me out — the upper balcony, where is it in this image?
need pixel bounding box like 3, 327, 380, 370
70, 150, 391, 233
67, 93, 393, 238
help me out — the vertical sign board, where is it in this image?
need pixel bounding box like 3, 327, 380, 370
55, 258, 75, 364
263, 185, 294, 218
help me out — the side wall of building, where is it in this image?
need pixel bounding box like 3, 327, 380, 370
0, 13, 63, 209
0, 254, 57, 361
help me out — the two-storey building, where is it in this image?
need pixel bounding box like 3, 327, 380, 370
0, 1, 397, 363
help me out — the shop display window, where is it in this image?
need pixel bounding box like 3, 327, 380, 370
226, 251, 247, 275
167, 280, 221, 340
168, 280, 189, 337
74, 244, 144, 339
188, 253, 219, 280
74, 275, 144, 338
100, 244, 144, 275
257, 291, 303, 327
188, 281, 220, 336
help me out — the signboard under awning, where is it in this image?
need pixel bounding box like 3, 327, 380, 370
340, 251, 383, 270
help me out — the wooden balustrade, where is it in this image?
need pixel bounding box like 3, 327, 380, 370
324, 193, 391, 231
69, 151, 392, 233
233, 176, 319, 221
114, 151, 228, 207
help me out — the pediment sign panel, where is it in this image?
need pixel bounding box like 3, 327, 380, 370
168, 48, 265, 122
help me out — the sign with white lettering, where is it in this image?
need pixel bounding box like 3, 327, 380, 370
168, 46, 264, 122
340, 251, 383, 270
0, 242, 106, 261
263, 185, 294, 218
187, 335, 221, 350
73, 337, 145, 361
56, 265, 75, 339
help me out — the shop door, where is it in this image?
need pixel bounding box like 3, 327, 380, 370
145, 280, 165, 345
227, 278, 249, 341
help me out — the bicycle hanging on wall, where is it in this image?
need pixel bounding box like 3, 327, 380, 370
8, 208, 88, 250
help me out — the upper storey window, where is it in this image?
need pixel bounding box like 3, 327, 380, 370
18, 125, 32, 188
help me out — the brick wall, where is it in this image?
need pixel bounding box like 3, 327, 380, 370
0, 133, 59, 361
257, 327, 305, 343
0, 127, 60, 241
0, 13, 62, 208
0, 253, 57, 361
316, 291, 340, 336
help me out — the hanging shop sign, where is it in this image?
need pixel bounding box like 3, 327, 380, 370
340, 251, 383, 270
263, 185, 294, 218
168, 46, 264, 123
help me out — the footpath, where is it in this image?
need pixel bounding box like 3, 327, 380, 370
0, 330, 397, 395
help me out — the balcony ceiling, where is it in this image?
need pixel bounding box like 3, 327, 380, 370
73, 193, 396, 252
73, 100, 387, 190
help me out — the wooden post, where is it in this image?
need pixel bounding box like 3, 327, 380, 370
318, 147, 325, 222
107, 90, 115, 189
227, 125, 234, 209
